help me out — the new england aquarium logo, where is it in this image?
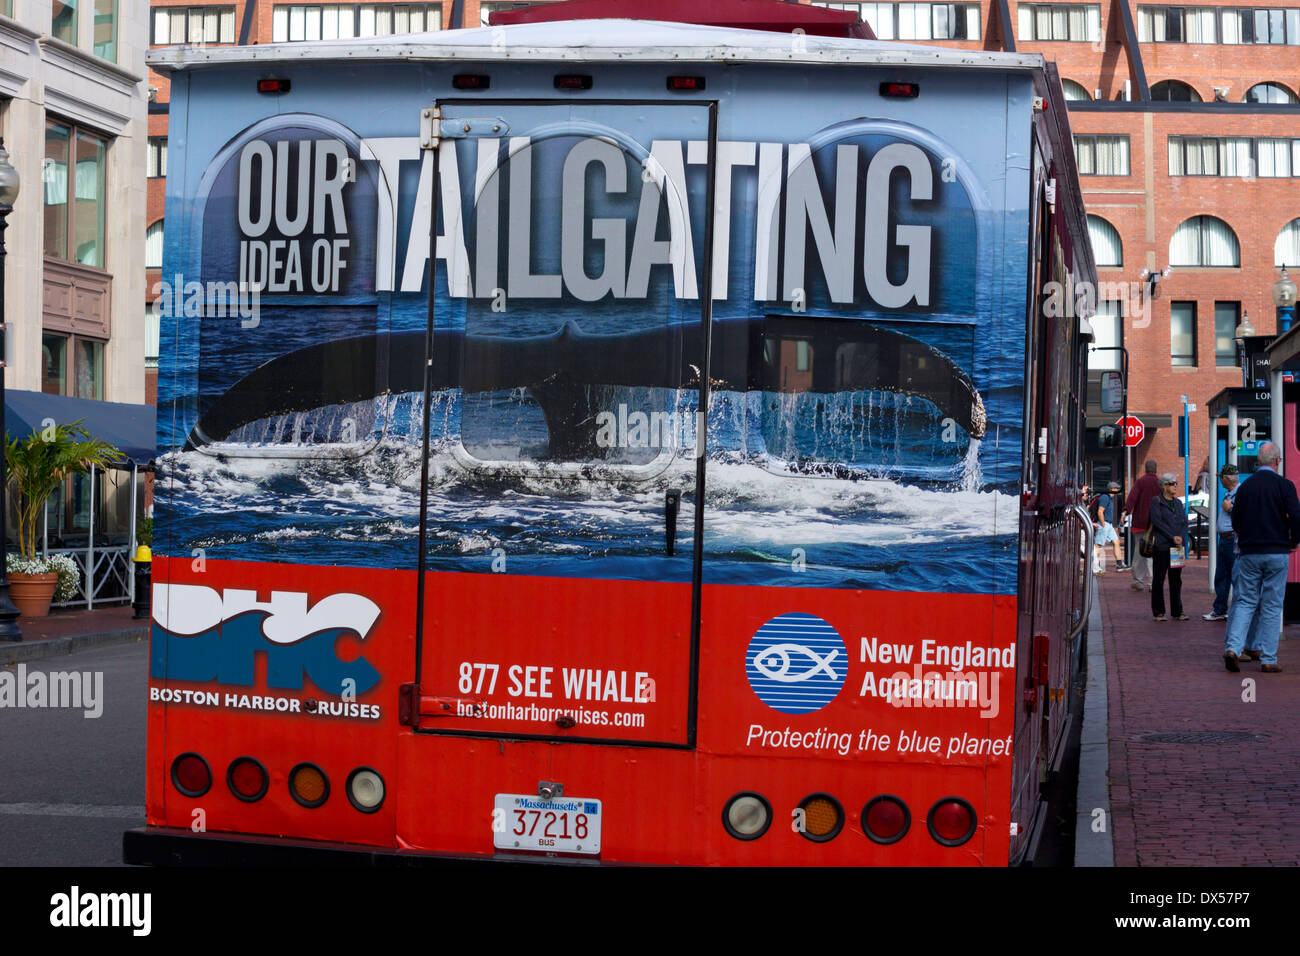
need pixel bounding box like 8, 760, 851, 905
149, 585, 381, 696
745, 613, 847, 714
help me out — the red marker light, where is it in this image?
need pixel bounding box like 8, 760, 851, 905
928, 798, 977, 846
258, 77, 290, 94
863, 795, 911, 844
554, 74, 593, 91
880, 81, 919, 99
667, 76, 706, 92
453, 74, 490, 90
227, 757, 269, 802
171, 753, 212, 797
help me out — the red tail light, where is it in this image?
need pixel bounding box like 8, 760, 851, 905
171, 753, 212, 798
928, 798, 977, 846
667, 76, 706, 91
863, 795, 911, 844
227, 757, 269, 802
554, 74, 593, 91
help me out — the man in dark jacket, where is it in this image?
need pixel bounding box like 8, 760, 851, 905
1125, 459, 1161, 591
1223, 442, 1300, 672
1147, 473, 1189, 620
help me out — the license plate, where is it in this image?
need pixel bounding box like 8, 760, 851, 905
493, 794, 602, 855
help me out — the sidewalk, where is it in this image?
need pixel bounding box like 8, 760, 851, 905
1094, 555, 1300, 865
0, 604, 147, 663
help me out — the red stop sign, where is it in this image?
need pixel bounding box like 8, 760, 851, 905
1116, 416, 1145, 447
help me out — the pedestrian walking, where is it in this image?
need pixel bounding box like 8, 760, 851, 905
1202, 464, 1240, 622
1147, 473, 1189, 621
1125, 459, 1161, 590
1223, 442, 1300, 672
1091, 481, 1127, 572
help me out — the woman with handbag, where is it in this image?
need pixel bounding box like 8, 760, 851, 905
1147, 473, 1191, 621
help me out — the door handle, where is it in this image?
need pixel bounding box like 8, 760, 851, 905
665, 490, 681, 556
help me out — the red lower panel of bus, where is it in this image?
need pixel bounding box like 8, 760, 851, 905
146, 557, 1013, 864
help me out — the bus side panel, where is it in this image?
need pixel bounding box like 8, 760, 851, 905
147, 557, 409, 845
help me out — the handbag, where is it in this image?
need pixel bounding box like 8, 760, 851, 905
1138, 526, 1156, 558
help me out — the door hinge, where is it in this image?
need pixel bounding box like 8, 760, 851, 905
420, 106, 509, 150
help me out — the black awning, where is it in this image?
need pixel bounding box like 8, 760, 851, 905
1085, 413, 1173, 429
4, 389, 156, 466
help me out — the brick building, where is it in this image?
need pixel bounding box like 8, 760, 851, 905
144, 0, 1300, 492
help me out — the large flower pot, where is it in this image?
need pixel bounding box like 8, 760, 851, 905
8, 571, 59, 618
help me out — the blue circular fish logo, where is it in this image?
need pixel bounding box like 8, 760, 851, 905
746, 613, 847, 714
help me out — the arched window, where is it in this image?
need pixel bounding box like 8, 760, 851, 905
1277, 219, 1300, 268
1150, 80, 1202, 102
146, 220, 164, 269
1170, 216, 1240, 267
1087, 215, 1123, 267
1244, 82, 1298, 104
1061, 79, 1091, 101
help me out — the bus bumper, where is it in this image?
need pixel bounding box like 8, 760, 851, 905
122, 826, 604, 867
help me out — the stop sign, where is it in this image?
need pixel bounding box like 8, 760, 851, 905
1116, 416, 1145, 447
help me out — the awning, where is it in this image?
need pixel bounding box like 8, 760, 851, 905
1085, 413, 1172, 429
4, 389, 156, 466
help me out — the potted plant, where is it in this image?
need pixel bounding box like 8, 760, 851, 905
5, 420, 122, 617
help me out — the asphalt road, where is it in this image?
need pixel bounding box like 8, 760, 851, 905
0, 641, 146, 866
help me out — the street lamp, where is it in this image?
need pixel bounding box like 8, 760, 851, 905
0, 139, 21, 641
1275, 265, 1298, 335
1236, 309, 1257, 389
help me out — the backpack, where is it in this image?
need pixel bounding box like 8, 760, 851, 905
1087, 495, 1105, 524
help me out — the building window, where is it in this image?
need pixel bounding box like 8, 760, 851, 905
42, 334, 68, 395
41, 332, 104, 399
272, 3, 445, 40
1214, 302, 1240, 366
1171, 302, 1197, 366
1088, 300, 1123, 371
1017, 4, 1102, 42
52, 0, 78, 43
1060, 79, 1092, 100
1087, 216, 1123, 266
1074, 135, 1130, 175
1278, 219, 1300, 267
94, 0, 117, 60
152, 7, 237, 45
1137, 6, 1219, 43
1257, 138, 1296, 177
1168, 135, 1300, 177
1170, 216, 1240, 267
479, 2, 534, 27
147, 137, 167, 178
1222, 8, 1300, 44
1149, 79, 1201, 101
43, 121, 107, 269
146, 220, 164, 269
1244, 82, 1299, 104
812, 2, 981, 39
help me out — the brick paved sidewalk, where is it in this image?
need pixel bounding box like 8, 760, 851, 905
1096, 554, 1300, 865
1, 604, 146, 663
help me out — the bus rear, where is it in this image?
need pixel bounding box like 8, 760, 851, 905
130, 20, 1084, 865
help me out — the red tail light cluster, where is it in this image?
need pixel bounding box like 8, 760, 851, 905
169, 753, 384, 814
720, 791, 977, 847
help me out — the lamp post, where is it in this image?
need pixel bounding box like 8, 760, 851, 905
0, 139, 22, 641
1236, 310, 1257, 389
1275, 265, 1298, 335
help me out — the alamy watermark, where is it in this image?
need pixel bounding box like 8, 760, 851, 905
0, 664, 103, 719
152, 274, 261, 329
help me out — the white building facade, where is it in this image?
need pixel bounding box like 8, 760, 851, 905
1, 0, 149, 404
